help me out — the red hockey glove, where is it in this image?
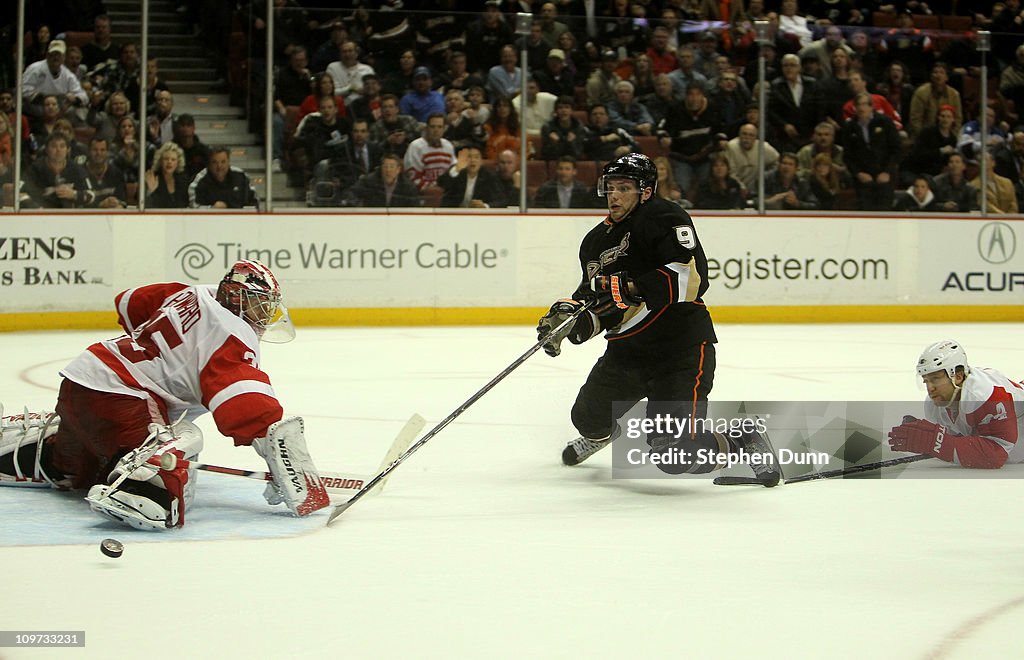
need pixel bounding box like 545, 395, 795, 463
588, 271, 643, 314
887, 418, 954, 462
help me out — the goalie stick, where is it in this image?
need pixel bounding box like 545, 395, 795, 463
160, 413, 427, 496
326, 300, 596, 525
714, 453, 932, 485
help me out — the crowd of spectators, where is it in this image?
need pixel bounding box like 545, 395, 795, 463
5, 0, 1024, 212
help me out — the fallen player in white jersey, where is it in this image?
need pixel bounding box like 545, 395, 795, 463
0, 259, 329, 529
888, 340, 1024, 468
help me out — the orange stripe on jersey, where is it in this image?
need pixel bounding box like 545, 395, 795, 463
688, 342, 706, 439
656, 267, 677, 304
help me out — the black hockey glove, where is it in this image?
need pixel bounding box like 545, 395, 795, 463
587, 271, 644, 314
537, 299, 582, 357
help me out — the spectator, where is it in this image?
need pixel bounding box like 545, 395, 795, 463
933, 153, 978, 212
298, 73, 347, 123
767, 53, 823, 153
879, 10, 934, 84
347, 74, 382, 125
99, 42, 142, 111
597, 0, 650, 54
89, 91, 131, 143
337, 119, 382, 189
487, 45, 524, 102
875, 61, 915, 127
654, 155, 687, 205
437, 144, 507, 208
538, 2, 570, 46
443, 89, 486, 152
516, 79, 557, 137
555, 30, 588, 86
894, 174, 941, 211
583, 103, 634, 162
494, 148, 520, 204
144, 58, 171, 114
999, 44, 1024, 115
382, 49, 420, 100
728, 122, 780, 191
81, 14, 120, 73
762, 151, 819, 209
848, 30, 882, 83
311, 23, 349, 74
341, 153, 423, 208
795, 122, 845, 180
436, 51, 485, 95
668, 46, 708, 100
1, 90, 31, 154
807, 152, 849, 210
957, 106, 1009, 161
484, 97, 520, 160
902, 105, 959, 184
606, 80, 654, 136
516, 23, 552, 69
148, 89, 175, 148
465, 86, 492, 125
21, 41, 89, 117
368, 94, 420, 158
24, 25, 52, 67
533, 155, 602, 208
0, 113, 13, 179
404, 113, 456, 190
326, 41, 376, 105
586, 50, 623, 107
971, 152, 1019, 214
534, 49, 576, 99
541, 95, 585, 161
710, 69, 751, 133
272, 46, 312, 171
659, 82, 723, 198
743, 42, 780, 92
629, 53, 657, 99
65, 46, 87, 82
693, 31, 723, 81
646, 26, 678, 76
30, 95, 65, 148
52, 119, 87, 165
112, 116, 141, 183
909, 63, 962, 137
189, 147, 258, 209
694, 153, 746, 209
841, 72, 904, 130
23, 132, 90, 208
400, 67, 446, 124
83, 136, 127, 208
640, 74, 677, 127
295, 96, 352, 184
819, 48, 856, 123
464, 2, 514, 76
840, 92, 902, 211
798, 25, 852, 78
173, 114, 211, 182
993, 130, 1024, 185
777, 0, 814, 49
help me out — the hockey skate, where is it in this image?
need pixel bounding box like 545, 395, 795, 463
734, 426, 781, 487
562, 426, 621, 466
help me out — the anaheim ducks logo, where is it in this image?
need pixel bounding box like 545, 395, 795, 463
587, 232, 630, 278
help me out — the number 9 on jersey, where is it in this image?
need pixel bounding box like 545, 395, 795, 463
675, 225, 695, 249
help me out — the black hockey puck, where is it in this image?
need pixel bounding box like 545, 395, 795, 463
100, 538, 124, 558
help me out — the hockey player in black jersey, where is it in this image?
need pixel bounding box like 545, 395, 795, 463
537, 153, 779, 486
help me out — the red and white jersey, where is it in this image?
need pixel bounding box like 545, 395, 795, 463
61, 283, 284, 445
924, 367, 1024, 465
404, 137, 456, 190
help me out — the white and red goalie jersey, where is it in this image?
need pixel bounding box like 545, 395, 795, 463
61, 282, 283, 446
923, 368, 1024, 467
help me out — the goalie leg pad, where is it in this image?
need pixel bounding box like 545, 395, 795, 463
0, 409, 63, 487
252, 417, 329, 517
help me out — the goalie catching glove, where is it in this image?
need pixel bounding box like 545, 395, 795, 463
252, 417, 330, 516
537, 299, 599, 357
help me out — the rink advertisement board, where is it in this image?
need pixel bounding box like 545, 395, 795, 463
0, 215, 115, 311
0, 213, 1021, 320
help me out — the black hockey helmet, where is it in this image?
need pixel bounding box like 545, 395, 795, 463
598, 153, 658, 199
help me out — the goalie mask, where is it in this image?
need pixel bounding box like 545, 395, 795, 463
216, 260, 295, 343
916, 340, 969, 382
597, 153, 658, 200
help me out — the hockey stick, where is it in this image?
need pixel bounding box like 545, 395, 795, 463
715, 453, 933, 485
326, 300, 596, 525
164, 413, 428, 495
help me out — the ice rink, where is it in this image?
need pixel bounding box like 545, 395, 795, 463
2, 321, 1023, 659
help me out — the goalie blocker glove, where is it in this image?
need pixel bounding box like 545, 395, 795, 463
252, 417, 330, 516
537, 299, 600, 357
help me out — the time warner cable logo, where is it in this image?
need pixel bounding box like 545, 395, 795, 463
174, 244, 215, 281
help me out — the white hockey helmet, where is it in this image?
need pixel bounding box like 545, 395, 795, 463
916, 340, 969, 381
216, 260, 295, 342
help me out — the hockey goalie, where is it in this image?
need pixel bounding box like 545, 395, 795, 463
0, 259, 329, 530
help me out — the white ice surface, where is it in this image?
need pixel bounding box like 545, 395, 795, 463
2, 323, 1023, 659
